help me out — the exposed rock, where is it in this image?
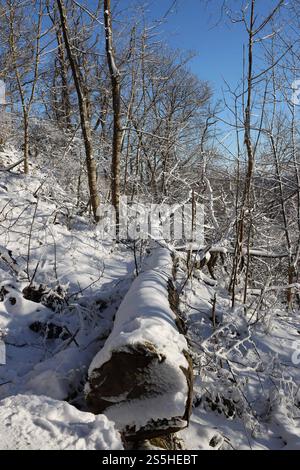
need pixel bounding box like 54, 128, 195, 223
23, 283, 67, 311
29, 321, 71, 340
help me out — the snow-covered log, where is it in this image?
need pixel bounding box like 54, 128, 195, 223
176, 244, 293, 259
85, 245, 193, 440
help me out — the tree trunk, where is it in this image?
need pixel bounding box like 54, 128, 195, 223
56, 28, 72, 128
23, 111, 29, 174
56, 0, 100, 222
104, 0, 122, 235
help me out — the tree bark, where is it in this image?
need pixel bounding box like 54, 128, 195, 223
104, 0, 122, 235
56, 0, 100, 222
56, 27, 72, 128
23, 112, 29, 174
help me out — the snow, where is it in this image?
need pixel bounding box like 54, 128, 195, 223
1, 144, 300, 449
0, 146, 134, 448
89, 246, 187, 372
0, 281, 50, 325
176, 253, 300, 451
178, 415, 225, 450
0, 394, 123, 450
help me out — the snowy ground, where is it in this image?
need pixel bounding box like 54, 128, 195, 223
0, 147, 134, 449
1, 146, 300, 450
0, 394, 123, 450
177, 261, 300, 450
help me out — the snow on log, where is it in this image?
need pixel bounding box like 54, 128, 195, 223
176, 244, 292, 259
85, 245, 193, 440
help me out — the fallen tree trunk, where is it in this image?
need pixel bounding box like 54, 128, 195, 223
176, 244, 292, 259
85, 245, 193, 441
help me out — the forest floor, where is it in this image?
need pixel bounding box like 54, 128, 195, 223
178, 269, 300, 449
0, 146, 300, 450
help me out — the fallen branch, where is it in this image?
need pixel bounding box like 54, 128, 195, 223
0, 245, 24, 277
0, 158, 25, 172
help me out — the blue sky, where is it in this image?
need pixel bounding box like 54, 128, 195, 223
121, 0, 289, 153
117, 0, 287, 102
142, 0, 246, 99
78, 0, 288, 104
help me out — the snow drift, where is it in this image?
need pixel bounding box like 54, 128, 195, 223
86, 245, 193, 440
0, 394, 123, 450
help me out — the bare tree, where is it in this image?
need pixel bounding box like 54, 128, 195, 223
56, 0, 100, 221
229, 0, 285, 307
5, 0, 43, 174
104, 0, 122, 234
